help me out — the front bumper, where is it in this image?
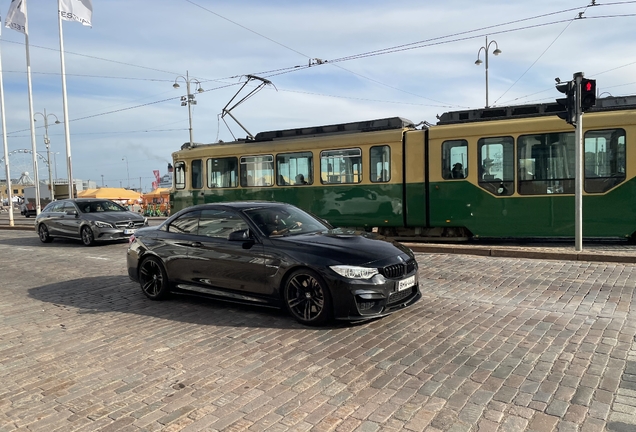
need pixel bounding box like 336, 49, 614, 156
91, 226, 138, 242
325, 270, 421, 320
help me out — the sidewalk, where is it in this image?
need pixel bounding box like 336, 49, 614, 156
405, 241, 636, 264
2, 213, 635, 264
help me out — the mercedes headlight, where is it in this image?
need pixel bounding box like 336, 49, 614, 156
94, 220, 113, 228
330, 265, 379, 280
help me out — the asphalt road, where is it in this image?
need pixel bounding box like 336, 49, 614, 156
0, 230, 635, 431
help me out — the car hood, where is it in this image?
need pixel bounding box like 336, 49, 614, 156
274, 229, 414, 266
82, 211, 145, 223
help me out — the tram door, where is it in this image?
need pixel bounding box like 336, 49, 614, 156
403, 130, 428, 228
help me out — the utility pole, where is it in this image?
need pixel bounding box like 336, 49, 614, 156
573, 72, 583, 252
555, 72, 597, 252
34, 109, 60, 202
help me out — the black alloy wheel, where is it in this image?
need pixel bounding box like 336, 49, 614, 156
81, 226, 95, 246
139, 257, 170, 300
38, 224, 53, 243
284, 268, 332, 325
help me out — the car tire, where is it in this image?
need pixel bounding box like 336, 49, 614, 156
139, 256, 170, 300
283, 268, 332, 326
81, 226, 95, 246
38, 224, 53, 243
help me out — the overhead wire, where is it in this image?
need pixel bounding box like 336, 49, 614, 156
5, 1, 634, 137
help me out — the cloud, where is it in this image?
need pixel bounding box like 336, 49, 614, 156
0, 0, 634, 188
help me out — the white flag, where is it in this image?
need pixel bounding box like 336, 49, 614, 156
5, 0, 27, 35
59, 0, 92, 27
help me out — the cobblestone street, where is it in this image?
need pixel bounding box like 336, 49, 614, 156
0, 230, 635, 431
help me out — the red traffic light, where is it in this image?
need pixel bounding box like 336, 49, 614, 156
580, 78, 596, 112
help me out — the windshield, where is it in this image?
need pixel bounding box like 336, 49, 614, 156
78, 200, 127, 213
244, 206, 328, 237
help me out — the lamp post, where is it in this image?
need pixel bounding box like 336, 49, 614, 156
173, 71, 204, 147
122, 157, 130, 189
34, 109, 60, 201
475, 36, 502, 108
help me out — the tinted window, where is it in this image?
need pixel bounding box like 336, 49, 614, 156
276, 152, 313, 186
198, 209, 247, 239
518, 132, 574, 194
584, 129, 626, 193
370, 146, 391, 182
167, 211, 200, 234
44, 201, 63, 212
478, 137, 514, 196
320, 149, 362, 184
240, 155, 274, 187
175, 162, 186, 189
191, 159, 203, 189
207, 157, 238, 188
442, 140, 467, 179
62, 202, 77, 214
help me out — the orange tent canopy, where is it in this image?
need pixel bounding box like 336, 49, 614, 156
76, 188, 98, 197
142, 188, 170, 199
77, 187, 142, 201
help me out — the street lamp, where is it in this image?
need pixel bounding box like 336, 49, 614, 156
475, 36, 502, 108
122, 157, 130, 189
173, 71, 204, 147
33, 109, 61, 201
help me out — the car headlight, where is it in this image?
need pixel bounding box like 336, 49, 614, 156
330, 265, 379, 280
94, 221, 113, 228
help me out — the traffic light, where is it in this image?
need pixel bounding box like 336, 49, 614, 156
556, 80, 576, 125
580, 78, 596, 112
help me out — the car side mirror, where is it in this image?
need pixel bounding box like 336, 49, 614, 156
229, 229, 251, 241
229, 229, 256, 248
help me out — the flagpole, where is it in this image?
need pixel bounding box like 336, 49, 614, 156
58, 0, 74, 198
0, 29, 14, 226
24, 2, 41, 214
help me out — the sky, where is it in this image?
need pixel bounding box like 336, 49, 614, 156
0, 0, 635, 192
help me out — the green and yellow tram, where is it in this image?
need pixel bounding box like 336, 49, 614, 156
171, 96, 636, 240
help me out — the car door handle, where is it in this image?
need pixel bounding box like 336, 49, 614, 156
190, 242, 203, 248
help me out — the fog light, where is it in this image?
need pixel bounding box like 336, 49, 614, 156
359, 301, 376, 311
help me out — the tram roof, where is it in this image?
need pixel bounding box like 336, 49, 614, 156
254, 116, 415, 141
436, 95, 636, 125
180, 117, 415, 150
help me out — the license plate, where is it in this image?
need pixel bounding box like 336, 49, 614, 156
124, 229, 136, 235
397, 275, 415, 291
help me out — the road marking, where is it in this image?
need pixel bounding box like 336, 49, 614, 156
86, 256, 110, 260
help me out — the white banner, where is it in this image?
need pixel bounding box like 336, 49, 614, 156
59, 0, 92, 27
5, 0, 27, 35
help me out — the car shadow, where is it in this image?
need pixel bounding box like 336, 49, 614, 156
27, 275, 354, 330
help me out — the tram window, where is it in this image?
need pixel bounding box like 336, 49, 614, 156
370, 146, 391, 182
320, 148, 362, 184
518, 132, 575, 195
207, 157, 238, 188
240, 155, 274, 187
442, 140, 467, 179
174, 161, 186, 190
191, 159, 203, 189
584, 129, 626, 193
477, 137, 514, 196
276, 152, 313, 185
